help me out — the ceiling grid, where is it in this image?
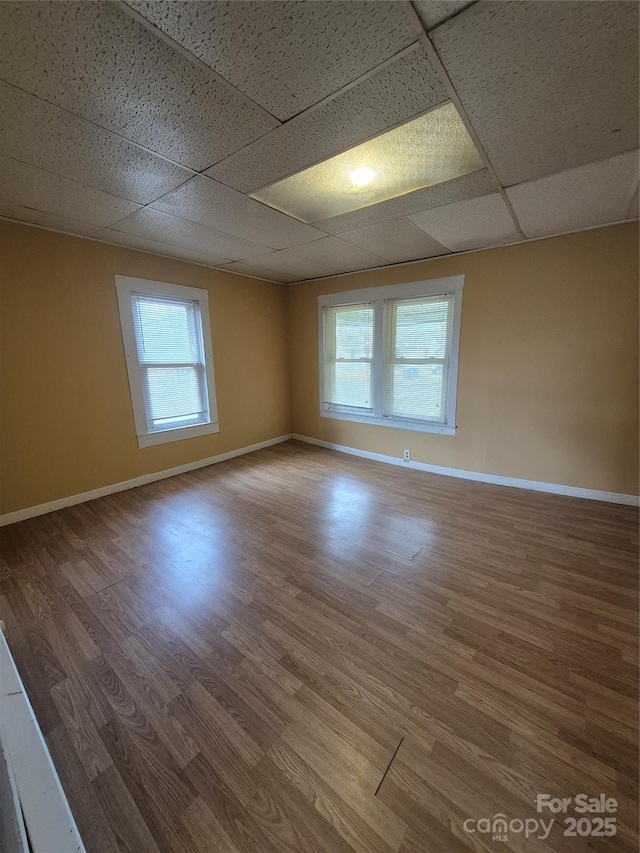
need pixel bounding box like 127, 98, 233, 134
0, 0, 636, 283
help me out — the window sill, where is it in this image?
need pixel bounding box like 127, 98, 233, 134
138, 421, 220, 448
320, 410, 455, 435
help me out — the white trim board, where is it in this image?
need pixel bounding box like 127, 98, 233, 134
0, 434, 293, 528
292, 434, 640, 506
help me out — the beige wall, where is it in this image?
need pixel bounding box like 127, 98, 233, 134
0, 220, 291, 514
1, 220, 638, 515
288, 223, 639, 496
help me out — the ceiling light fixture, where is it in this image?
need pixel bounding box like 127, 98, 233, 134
250, 103, 485, 223
349, 166, 377, 187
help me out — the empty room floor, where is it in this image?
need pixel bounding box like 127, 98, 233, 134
0, 440, 637, 853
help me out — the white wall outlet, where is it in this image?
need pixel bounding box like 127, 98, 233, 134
403, 449, 411, 462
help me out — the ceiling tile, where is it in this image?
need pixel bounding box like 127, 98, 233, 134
315, 169, 496, 234
0, 155, 141, 228
340, 219, 450, 263
431, 1, 639, 186
222, 251, 335, 283
111, 208, 270, 261
409, 193, 520, 251
413, 1, 477, 31
0, 202, 97, 237
0, 82, 193, 205
217, 261, 286, 284
286, 236, 385, 273
207, 47, 448, 193
506, 151, 640, 239
127, 0, 420, 121
92, 228, 230, 267
150, 176, 325, 250
0, 1, 278, 171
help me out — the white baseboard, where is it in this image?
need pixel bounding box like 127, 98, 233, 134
0, 434, 293, 527
292, 434, 640, 506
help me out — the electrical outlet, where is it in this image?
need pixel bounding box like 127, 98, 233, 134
403, 449, 411, 462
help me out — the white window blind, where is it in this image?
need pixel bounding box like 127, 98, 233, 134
318, 277, 463, 435
383, 295, 453, 424
116, 276, 219, 448
131, 294, 209, 433
322, 304, 374, 413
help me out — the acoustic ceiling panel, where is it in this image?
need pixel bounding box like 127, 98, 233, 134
339, 218, 450, 263
0, 202, 97, 237
506, 151, 640, 239
126, 0, 420, 120
221, 252, 335, 283
150, 176, 325, 250
112, 208, 271, 261
315, 169, 496, 234
431, 1, 639, 186
285, 236, 385, 273
207, 47, 448, 193
409, 193, 520, 251
0, 155, 141, 228
92, 228, 230, 267
413, 0, 477, 31
0, 1, 278, 171
0, 82, 192, 205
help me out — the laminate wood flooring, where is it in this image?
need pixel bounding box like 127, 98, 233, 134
0, 440, 637, 852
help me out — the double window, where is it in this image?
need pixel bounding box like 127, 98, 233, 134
319, 277, 463, 435
116, 276, 218, 447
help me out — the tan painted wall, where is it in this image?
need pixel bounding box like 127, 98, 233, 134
288, 223, 639, 496
0, 220, 291, 514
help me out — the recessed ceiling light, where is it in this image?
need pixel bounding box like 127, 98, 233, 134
349, 167, 377, 187
250, 103, 484, 223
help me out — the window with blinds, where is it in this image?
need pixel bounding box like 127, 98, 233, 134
319, 278, 463, 435
116, 276, 218, 448
323, 304, 374, 413
132, 295, 208, 432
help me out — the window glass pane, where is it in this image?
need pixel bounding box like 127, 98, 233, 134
394, 299, 449, 360
134, 296, 200, 364
391, 364, 445, 421
335, 306, 374, 360
143, 366, 205, 424
332, 363, 372, 409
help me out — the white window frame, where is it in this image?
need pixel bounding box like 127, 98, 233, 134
115, 275, 219, 448
318, 276, 463, 435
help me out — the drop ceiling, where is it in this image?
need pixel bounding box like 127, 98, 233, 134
0, 0, 637, 284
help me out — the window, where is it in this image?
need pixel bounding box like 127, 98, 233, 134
319, 277, 463, 435
115, 276, 218, 448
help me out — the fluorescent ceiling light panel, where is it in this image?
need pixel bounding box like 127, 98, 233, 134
250, 103, 484, 223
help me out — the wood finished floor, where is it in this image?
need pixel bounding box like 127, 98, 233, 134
0, 440, 637, 853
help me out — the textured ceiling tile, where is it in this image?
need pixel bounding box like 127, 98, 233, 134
506, 151, 640, 239
218, 260, 288, 284
285, 236, 385, 273
92, 228, 230, 267
0, 202, 97, 236
0, 1, 278, 170
431, 1, 639, 186
0, 155, 141, 228
413, 1, 477, 31
409, 193, 520, 251
222, 251, 335, 282
315, 169, 496, 234
0, 82, 192, 205
207, 47, 448, 193
127, 0, 420, 121
339, 219, 450, 263
111, 208, 270, 261
150, 176, 325, 250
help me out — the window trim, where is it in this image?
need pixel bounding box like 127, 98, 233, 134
318, 276, 464, 436
115, 275, 219, 448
